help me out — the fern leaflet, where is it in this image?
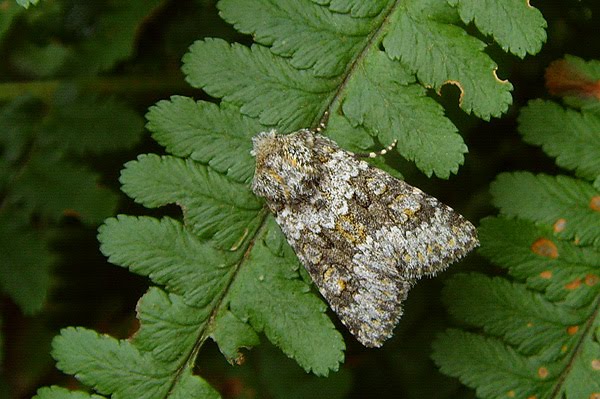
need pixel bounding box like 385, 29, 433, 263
432, 57, 600, 398
37, 1, 548, 397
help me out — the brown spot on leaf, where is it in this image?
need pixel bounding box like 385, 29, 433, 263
540, 270, 553, 279
531, 238, 558, 258
545, 58, 600, 100
561, 345, 568, 353
537, 367, 549, 379
585, 274, 599, 286
567, 325, 579, 335
592, 359, 600, 370
590, 393, 600, 399
527, 396, 537, 399
527, 322, 534, 327
507, 391, 515, 398
553, 218, 567, 232
591, 196, 600, 211
565, 278, 582, 290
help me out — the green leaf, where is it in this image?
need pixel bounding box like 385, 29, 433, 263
227, 217, 345, 376
72, 1, 164, 73
434, 216, 600, 398
565, 333, 600, 396
34, 386, 106, 399
0, 95, 129, 226
338, 50, 466, 178
99, 216, 238, 305
43, 94, 144, 155
0, 96, 41, 164
383, 0, 514, 119
146, 96, 263, 183
168, 373, 221, 399
52, 327, 220, 399
182, 32, 465, 176
518, 99, 600, 182
183, 38, 337, 130
218, 0, 382, 77
133, 288, 207, 364
97, 214, 344, 378
10, 42, 70, 78
210, 309, 260, 364
478, 217, 600, 305
442, 274, 584, 360
434, 88, 600, 396
0, 210, 54, 314
0, 90, 142, 319
119, 154, 264, 250
311, 0, 387, 17
490, 172, 600, 247
448, 0, 547, 58
432, 330, 555, 399
194, 0, 541, 177
53, 327, 173, 398
10, 151, 118, 225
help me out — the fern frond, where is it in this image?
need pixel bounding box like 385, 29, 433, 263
432, 74, 600, 397
339, 50, 465, 177
433, 217, 600, 398
51, 327, 221, 399
71, 1, 165, 73
146, 97, 263, 183
382, 0, 513, 119
490, 172, 600, 248
42, 1, 549, 396
448, 0, 547, 58
0, 94, 143, 314
0, 210, 54, 314
119, 154, 263, 249
183, 38, 336, 130
519, 97, 600, 183
187, 0, 544, 176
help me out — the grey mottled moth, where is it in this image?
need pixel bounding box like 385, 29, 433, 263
251, 128, 478, 347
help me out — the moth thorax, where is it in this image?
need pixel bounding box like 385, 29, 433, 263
252, 129, 319, 202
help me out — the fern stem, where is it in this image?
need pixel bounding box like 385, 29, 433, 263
549, 294, 600, 398
166, 207, 270, 397
317, 0, 402, 128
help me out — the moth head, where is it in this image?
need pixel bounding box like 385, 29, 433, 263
251, 129, 319, 203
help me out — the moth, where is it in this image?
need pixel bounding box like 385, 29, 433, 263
251, 128, 478, 347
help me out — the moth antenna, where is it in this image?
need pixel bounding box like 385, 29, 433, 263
355, 139, 398, 158
315, 111, 330, 133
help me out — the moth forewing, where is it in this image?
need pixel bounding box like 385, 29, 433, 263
251, 129, 478, 347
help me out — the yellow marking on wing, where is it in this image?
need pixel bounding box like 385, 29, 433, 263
335, 214, 367, 244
